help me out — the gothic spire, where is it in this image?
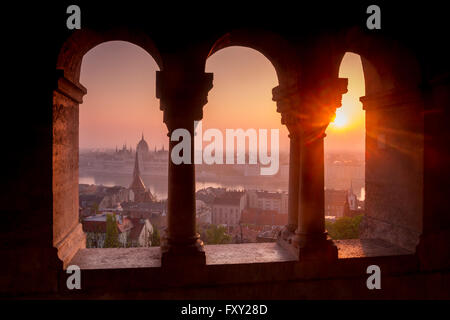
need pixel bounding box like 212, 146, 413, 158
133, 149, 140, 177
129, 149, 146, 192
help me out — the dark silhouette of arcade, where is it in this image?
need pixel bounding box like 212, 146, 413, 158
2, 2, 450, 299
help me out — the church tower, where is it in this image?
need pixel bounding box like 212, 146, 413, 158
129, 150, 153, 202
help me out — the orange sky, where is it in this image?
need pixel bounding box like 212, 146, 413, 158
79, 42, 365, 154
325, 52, 366, 153
203, 46, 288, 152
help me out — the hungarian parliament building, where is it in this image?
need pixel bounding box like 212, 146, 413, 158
79, 134, 169, 177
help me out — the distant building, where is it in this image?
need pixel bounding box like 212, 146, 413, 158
240, 208, 287, 226
82, 213, 133, 248
211, 191, 246, 226
343, 184, 365, 217
129, 150, 154, 202
196, 199, 211, 225
115, 143, 133, 158
121, 201, 167, 230
324, 189, 348, 218
128, 218, 153, 247
82, 213, 154, 248
79, 193, 104, 217
196, 187, 226, 205
98, 186, 130, 209
80, 135, 168, 178
122, 201, 166, 216
136, 133, 149, 159
325, 185, 365, 218
246, 190, 288, 214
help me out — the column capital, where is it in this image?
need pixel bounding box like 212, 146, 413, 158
156, 70, 213, 129
272, 83, 302, 136
55, 69, 87, 104
273, 77, 348, 142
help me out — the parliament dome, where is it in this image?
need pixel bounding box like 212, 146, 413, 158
136, 133, 149, 155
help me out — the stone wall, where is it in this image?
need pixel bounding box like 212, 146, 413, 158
361, 89, 424, 251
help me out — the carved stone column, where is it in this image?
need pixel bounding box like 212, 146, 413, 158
294, 77, 348, 261
287, 132, 301, 231
294, 126, 335, 260
279, 77, 347, 261
156, 69, 213, 267
273, 84, 301, 246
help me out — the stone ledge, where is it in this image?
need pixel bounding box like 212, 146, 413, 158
335, 238, 413, 258
70, 239, 412, 270
70, 247, 161, 270
205, 242, 296, 265
54, 240, 419, 296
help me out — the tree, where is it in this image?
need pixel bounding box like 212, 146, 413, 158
325, 215, 363, 240
151, 225, 160, 247
92, 202, 99, 215
104, 214, 120, 248
204, 224, 232, 245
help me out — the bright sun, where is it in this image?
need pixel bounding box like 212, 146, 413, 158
331, 110, 348, 128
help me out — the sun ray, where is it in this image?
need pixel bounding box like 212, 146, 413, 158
330, 108, 348, 128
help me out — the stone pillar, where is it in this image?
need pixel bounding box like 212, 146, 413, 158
359, 87, 424, 252
272, 85, 301, 245
287, 132, 301, 231
156, 69, 213, 267
293, 128, 337, 260
293, 77, 347, 261
53, 69, 87, 268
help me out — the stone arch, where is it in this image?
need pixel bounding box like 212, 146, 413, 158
334, 27, 422, 96
57, 27, 163, 84
53, 27, 163, 267
328, 27, 425, 252
205, 29, 298, 87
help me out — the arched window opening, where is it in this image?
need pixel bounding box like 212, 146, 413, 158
78, 41, 167, 249
196, 46, 289, 245
324, 52, 366, 240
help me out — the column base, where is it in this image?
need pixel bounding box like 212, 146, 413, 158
277, 225, 297, 253
161, 234, 206, 268
54, 223, 86, 269
286, 231, 338, 261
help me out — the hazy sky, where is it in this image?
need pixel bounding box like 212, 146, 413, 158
79, 41, 365, 153
80, 41, 163, 150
